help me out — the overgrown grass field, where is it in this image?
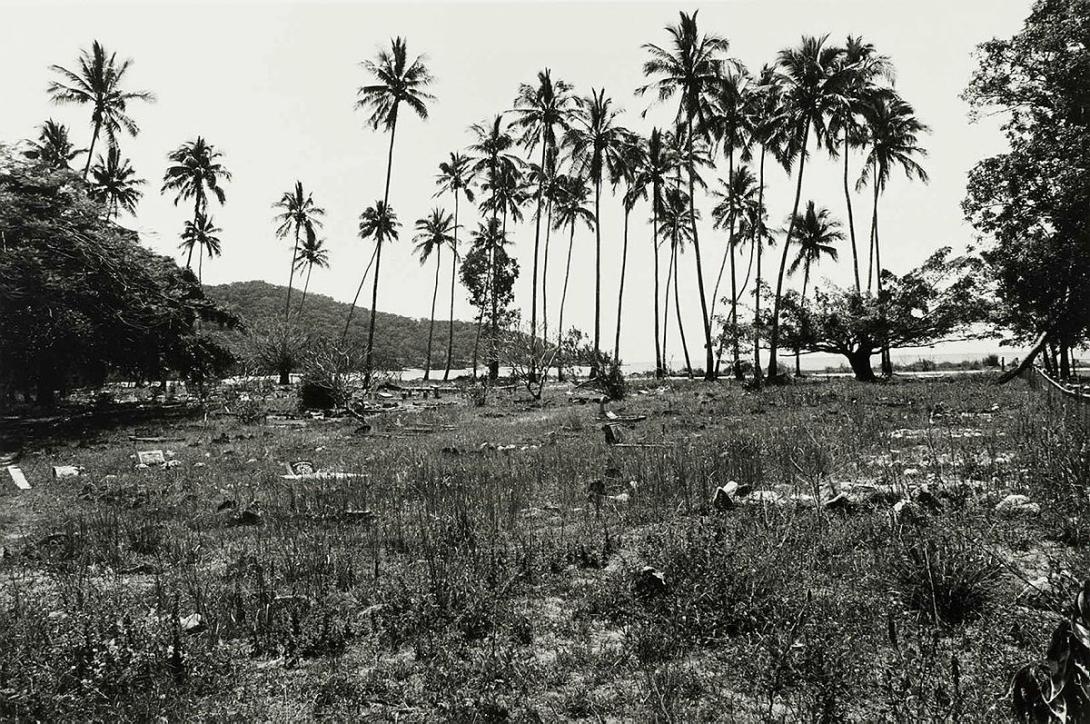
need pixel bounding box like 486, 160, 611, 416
1, 374, 1088, 721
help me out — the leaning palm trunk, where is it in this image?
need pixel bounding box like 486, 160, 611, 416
769, 120, 810, 380
364, 115, 398, 386
842, 129, 861, 293
674, 243, 693, 380
284, 226, 300, 324
555, 223, 576, 380
662, 241, 674, 374
296, 265, 313, 317
795, 269, 810, 377
83, 117, 102, 179
343, 245, 378, 340
754, 146, 766, 387
423, 248, 441, 381
613, 206, 631, 361
444, 192, 460, 381
686, 118, 715, 381
185, 194, 201, 268
471, 309, 484, 379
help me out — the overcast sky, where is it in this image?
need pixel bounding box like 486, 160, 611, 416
0, 0, 1032, 368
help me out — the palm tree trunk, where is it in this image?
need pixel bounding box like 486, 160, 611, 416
874, 179, 892, 377
185, 194, 202, 269
730, 229, 741, 380
542, 197, 554, 369
674, 243, 693, 380
613, 205, 630, 361
363, 237, 384, 387
444, 192, 460, 381
768, 119, 810, 380
82, 117, 101, 179
198, 241, 204, 287
343, 245, 377, 339
297, 265, 313, 317
285, 225, 300, 324
592, 179, 602, 375
529, 142, 547, 382
488, 212, 505, 382
843, 129, 861, 293
662, 239, 674, 374
556, 223, 576, 380
652, 193, 663, 378
364, 114, 398, 385
754, 146, 766, 388
471, 309, 483, 380
423, 249, 441, 381
795, 268, 810, 377
685, 117, 715, 381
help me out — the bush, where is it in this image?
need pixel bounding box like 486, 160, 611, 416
891, 530, 1001, 625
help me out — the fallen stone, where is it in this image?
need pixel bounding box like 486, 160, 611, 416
136, 450, 166, 466
288, 460, 316, 476
603, 424, 625, 446
345, 509, 375, 523
52, 465, 82, 479
165, 459, 182, 469
228, 508, 263, 527
179, 613, 206, 634
7, 465, 30, 490
996, 494, 1041, 518
634, 566, 667, 599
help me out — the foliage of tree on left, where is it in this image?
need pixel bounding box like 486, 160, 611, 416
0, 150, 235, 405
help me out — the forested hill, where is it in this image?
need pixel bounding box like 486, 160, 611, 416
205, 280, 483, 370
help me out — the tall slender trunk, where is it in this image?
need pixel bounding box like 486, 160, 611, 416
613, 205, 630, 361
488, 212, 505, 382
185, 194, 202, 269
592, 178, 602, 375
471, 309, 483, 380
754, 146, 766, 388
296, 265, 313, 317
83, 116, 101, 179
364, 114, 398, 386
198, 241, 204, 287
285, 225, 300, 324
662, 239, 674, 373
729, 230, 741, 379
444, 192, 460, 381
529, 142, 547, 382
873, 175, 892, 376
674, 243, 693, 380
843, 128, 861, 293
867, 161, 878, 294
344, 245, 378, 339
542, 197, 554, 367
795, 268, 810, 377
652, 194, 663, 378
686, 117, 715, 381
423, 248, 441, 381
556, 223, 576, 379
768, 119, 810, 379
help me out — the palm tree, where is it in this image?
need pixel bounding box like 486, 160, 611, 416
562, 88, 631, 371
273, 181, 326, 323
614, 135, 648, 361
88, 147, 144, 220
826, 36, 894, 293
767, 35, 844, 380
47, 41, 154, 178
434, 152, 476, 380
162, 137, 231, 268
177, 213, 222, 286
710, 164, 760, 377
26, 120, 84, 169
358, 201, 401, 385
413, 208, 457, 381
356, 37, 434, 205
512, 69, 576, 376
293, 230, 330, 316
857, 90, 929, 375
659, 185, 697, 379
551, 175, 595, 378
786, 201, 843, 375
642, 127, 674, 377
638, 11, 732, 380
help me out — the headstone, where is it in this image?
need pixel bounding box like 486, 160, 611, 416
52, 465, 82, 479
137, 450, 166, 466
288, 460, 315, 475
7, 466, 30, 490
603, 424, 624, 445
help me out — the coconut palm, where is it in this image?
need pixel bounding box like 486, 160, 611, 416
767, 34, 845, 380
562, 88, 631, 370
273, 181, 326, 323
642, 127, 674, 377
177, 213, 221, 286
659, 184, 697, 378
88, 147, 144, 221
434, 152, 476, 380
413, 209, 457, 381
47, 41, 154, 178
638, 11, 732, 380
162, 137, 231, 268
551, 175, 595, 378
293, 230, 330, 316
356, 37, 434, 205
614, 135, 648, 361
26, 120, 84, 169
512, 69, 576, 374
826, 36, 894, 293
358, 201, 401, 385
786, 201, 843, 374
857, 90, 930, 375
711, 164, 760, 377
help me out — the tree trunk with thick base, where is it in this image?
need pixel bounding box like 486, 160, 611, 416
847, 348, 877, 382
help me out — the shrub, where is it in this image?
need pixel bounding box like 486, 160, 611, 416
891, 530, 1001, 625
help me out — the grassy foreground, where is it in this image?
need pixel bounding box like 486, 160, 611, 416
1, 374, 1088, 721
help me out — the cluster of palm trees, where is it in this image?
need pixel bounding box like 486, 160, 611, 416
34, 12, 929, 385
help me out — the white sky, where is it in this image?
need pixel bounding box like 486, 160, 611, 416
0, 0, 1031, 368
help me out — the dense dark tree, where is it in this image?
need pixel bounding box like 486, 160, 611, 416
24, 120, 84, 170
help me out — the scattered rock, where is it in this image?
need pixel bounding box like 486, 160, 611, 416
52, 465, 83, 479
179, 612, 206, 634
713, 485, 736, 511
216, 499, 238, 512
288, 460, 315, 475
634, 566, 667, 599
228, 508, 263, 527
165, 459, 182, 469
996, 494, 1041, 518
136, 450, 166, 466
603, 424, 625, 445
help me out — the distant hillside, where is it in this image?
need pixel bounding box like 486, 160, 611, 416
205, 280, 483, 370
